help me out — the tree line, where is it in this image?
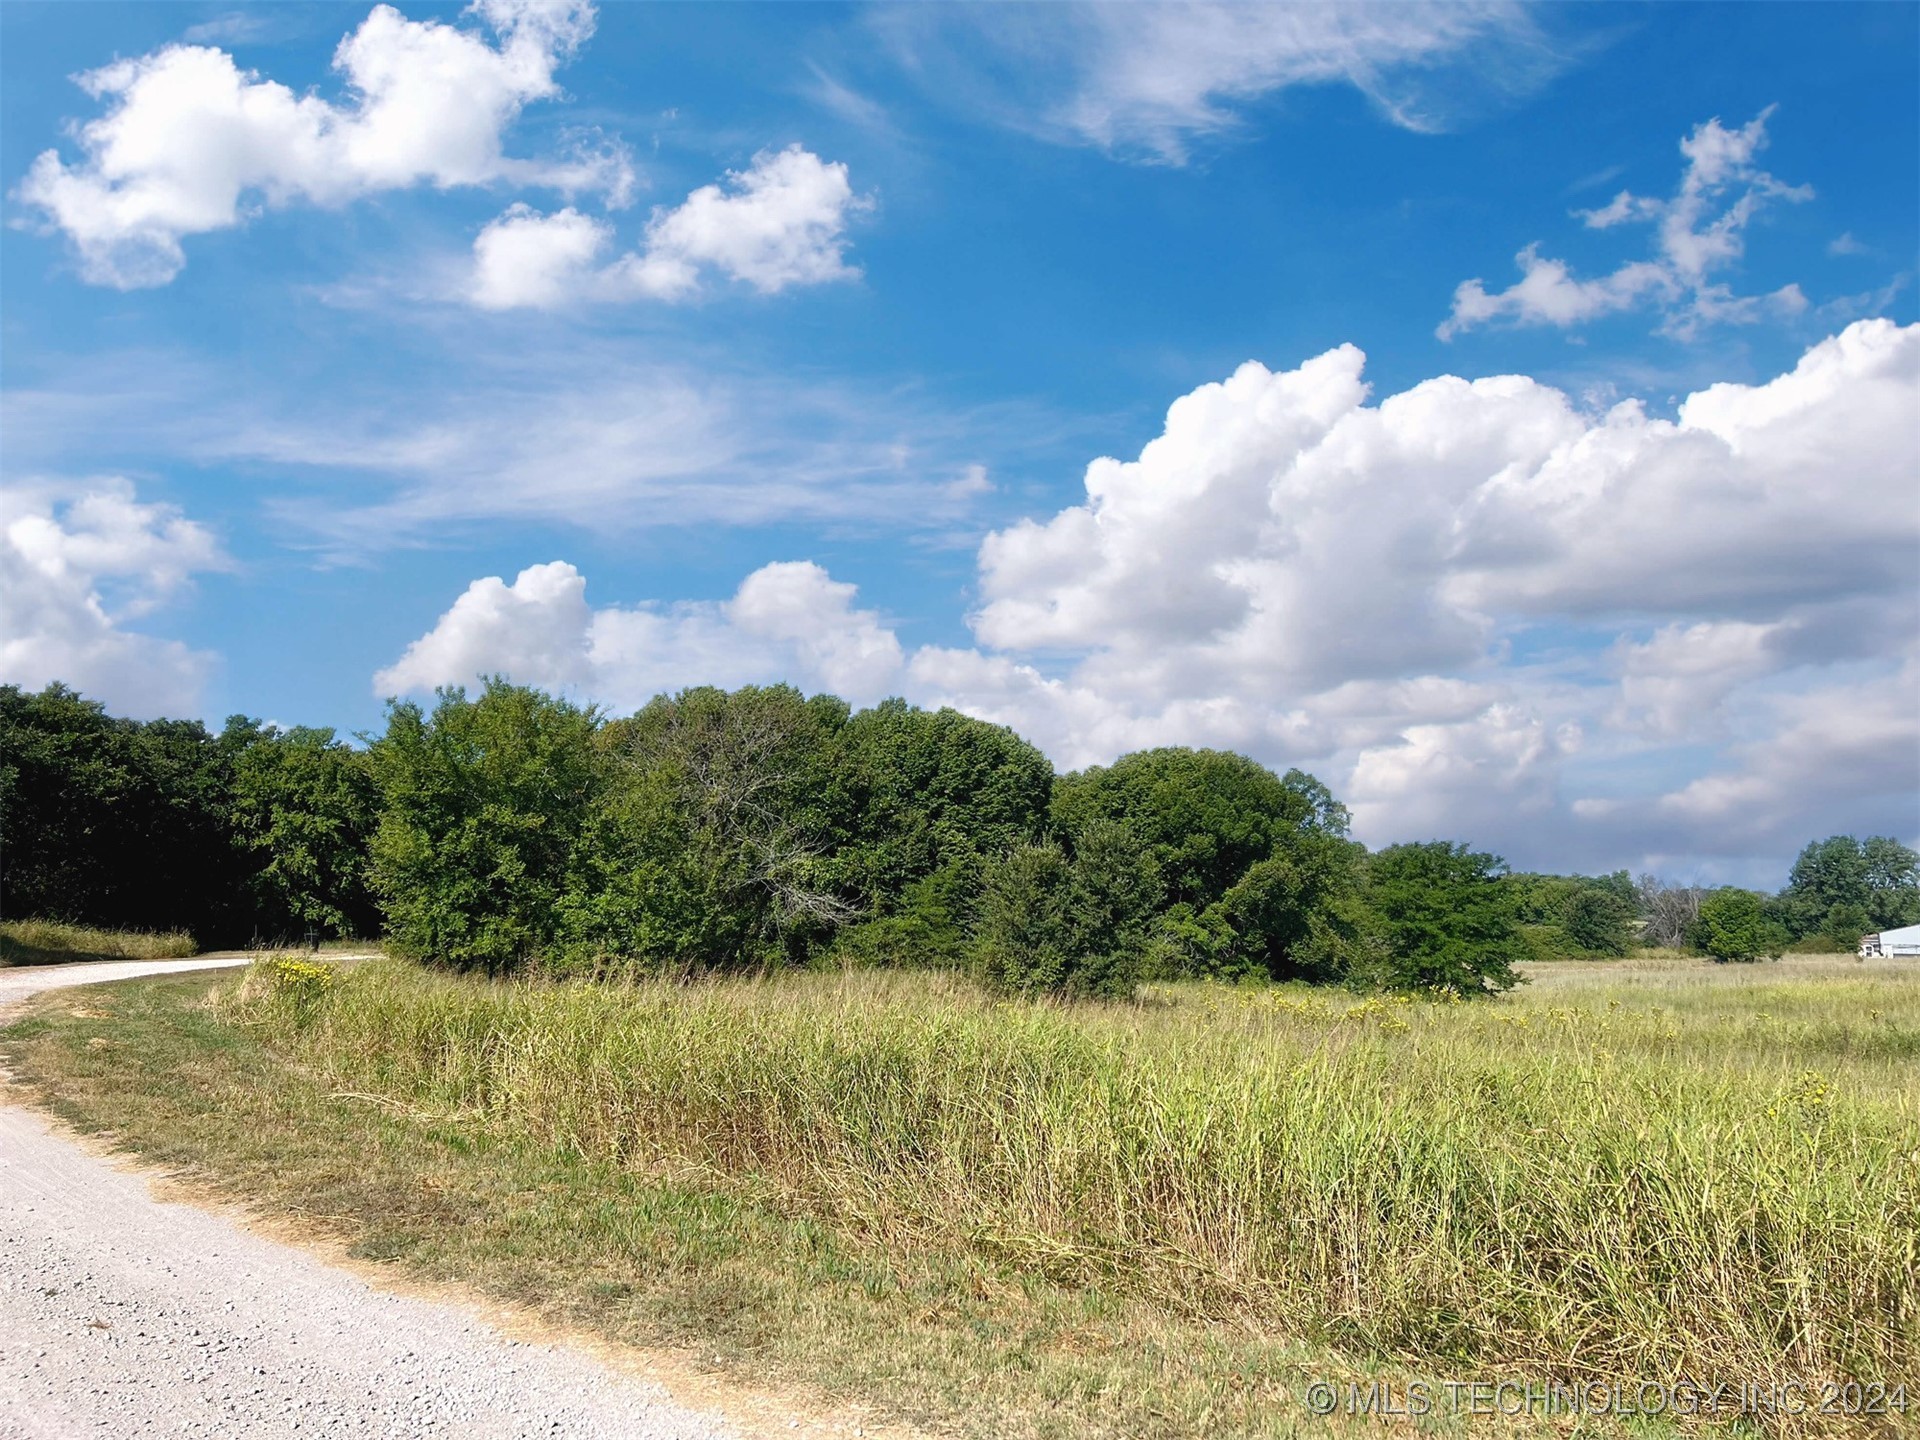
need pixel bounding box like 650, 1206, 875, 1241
3, 681, 1914, 992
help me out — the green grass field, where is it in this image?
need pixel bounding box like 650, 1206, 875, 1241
0, 918, 197, 967
4, 951, 1914, 1438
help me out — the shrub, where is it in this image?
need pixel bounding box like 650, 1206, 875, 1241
228, 954, 340, 1027
266, 955, 337, 999
1781, 932, 1848, 955
826, 866, 973, 969
974, 821, 1163, 997
974, 842, 1074, 993
1559, 886, 1635, 956
1692, 888, 1786, 963
1822, 901, 1872, 953
1148, 902, 1242, 981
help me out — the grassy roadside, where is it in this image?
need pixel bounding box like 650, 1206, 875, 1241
7, 956, 1917, 1437
0, 918, 197, 967
1, 970, 1491, 1440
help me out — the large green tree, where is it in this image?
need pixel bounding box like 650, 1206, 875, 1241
224, 720, 381, 940
0, 684, 245, 940
1694, 888, 1786, 963
367, 681, 602, 971
1364, 842, 1527, 995
1050, 748, 1360, 980
824, 700, 1052, 916
565, 685, 849, 973
1052, 749, 1338, 909
1780, 835, 1920, 939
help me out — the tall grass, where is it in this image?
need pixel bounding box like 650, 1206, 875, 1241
224, 955, 1918, 1410
0, 918, 197, 967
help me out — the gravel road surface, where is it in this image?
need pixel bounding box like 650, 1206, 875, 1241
0, 959, 744, 1440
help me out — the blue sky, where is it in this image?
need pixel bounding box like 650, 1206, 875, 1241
4, 1, 1916, 885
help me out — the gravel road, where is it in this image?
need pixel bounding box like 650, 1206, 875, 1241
0, 959, 746, 1440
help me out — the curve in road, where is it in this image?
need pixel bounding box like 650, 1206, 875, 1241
0, 959, 753, 1440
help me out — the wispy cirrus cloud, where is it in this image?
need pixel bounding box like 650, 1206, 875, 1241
0, 337, 1055, 562
876, 1, 1570, 164
178, 12, 277, 47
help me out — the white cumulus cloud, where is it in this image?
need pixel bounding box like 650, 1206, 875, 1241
376, 558, 903, 710
470, 203, 612, 309
15, 0, 629, 288
469, 146, 868, 309
375, 322, 1919, 881
1, 480, 229, 716
956, 321, 1916, 838
1442, 108, 1816, 340
1610, 620, 1779, 739
372, 559, 595, 698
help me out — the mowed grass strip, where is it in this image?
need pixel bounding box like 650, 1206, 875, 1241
8, 957, 1919, 1437
0, 918, 197, 967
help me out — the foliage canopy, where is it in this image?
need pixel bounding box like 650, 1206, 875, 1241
1365, 842, 1527, 995
4, 679, 1897, 996
1693, 888, 1787, 963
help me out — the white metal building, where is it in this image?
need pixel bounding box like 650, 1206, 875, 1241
1859, 924, 1920, 957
